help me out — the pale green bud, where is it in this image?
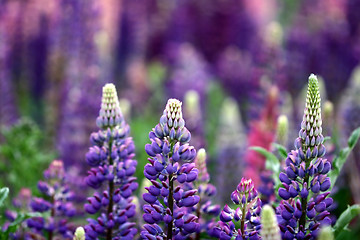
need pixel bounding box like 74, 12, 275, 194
317, 226, 334, 240
195, 148, 209, 183
96, 83, 124, 129
119, 98, 131, 121
323, 101, 334, 121
73, 227, 85, 240
184, 90, 201, 127
218, 97, 245, 148
264, 21, 283, 46
260, 205, 281, 240
276, 114, 289, 145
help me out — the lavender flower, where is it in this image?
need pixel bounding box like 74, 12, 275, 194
210, 178, 262, 240
277, 74, 333, 239
27, 160, 76, 239
141, 98, 199, 240
84, 83, 138, 240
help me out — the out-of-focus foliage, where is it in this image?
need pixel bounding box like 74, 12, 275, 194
0, 119, 55, 197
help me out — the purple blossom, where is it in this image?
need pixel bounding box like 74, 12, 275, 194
276, 75, 333, 239
186, 148, 220, 239
27, 160, 76, 239
210, 178, 262, 240
0, 22, 18, 127
84, 84, 138, 240
141, 98, 199, 239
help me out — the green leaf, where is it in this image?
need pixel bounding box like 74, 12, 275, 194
250, 146, 280, 172
323, 136, 332, 143
0, 187, 9, 207
347, 127, 360, 149
249, 146, 281, 187
333, 204, 360, 237
330, 127, 360, 188
272, 143, 288, 159
1, 212, 42, 238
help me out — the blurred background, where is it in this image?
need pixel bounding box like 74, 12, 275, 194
1, 0, 360, 231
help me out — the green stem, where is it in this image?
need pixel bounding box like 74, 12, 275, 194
195, 196, 202, 240
167, 173, 174, 240
106, 139, 114, 240
241, 199, 247, 239
48, 195, 55, 240
299, 158, 310, 229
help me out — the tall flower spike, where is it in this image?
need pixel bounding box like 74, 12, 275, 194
277, 74, 333, 240
297, 74, 325, 157
84, 84, 138, 240
190, 149, 220, 239
260, 205, 281, 240
141, 99, 199, 240
210, 178, 262, 240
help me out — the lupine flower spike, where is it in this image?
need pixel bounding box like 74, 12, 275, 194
260, 205, 281, 240
210, 178, 262, 240
190, 149, 220, 239
84, 83, 138, 240
141, 99, 199, 240
277, 74, 333, 239
28, 160, 76, 239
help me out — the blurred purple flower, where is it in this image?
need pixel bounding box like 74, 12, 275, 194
0, 22, 18, 127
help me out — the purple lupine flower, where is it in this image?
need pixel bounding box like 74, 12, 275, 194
165, 44, 211, 102
277, 74, 333, 240
27, 160, 76, 239
54, 0, 104, 170
210, 178, 262, 240
216, 98, 246, 204
258, 170, 275, 205
84, 83, 138, 240
188, 148, 220, 239
141, 98, 199, 240
0, 22, 18, 128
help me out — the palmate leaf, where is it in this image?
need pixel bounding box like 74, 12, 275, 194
0, 187, 9, 207
333, 204, 360, 238
329, 127, 360, 188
